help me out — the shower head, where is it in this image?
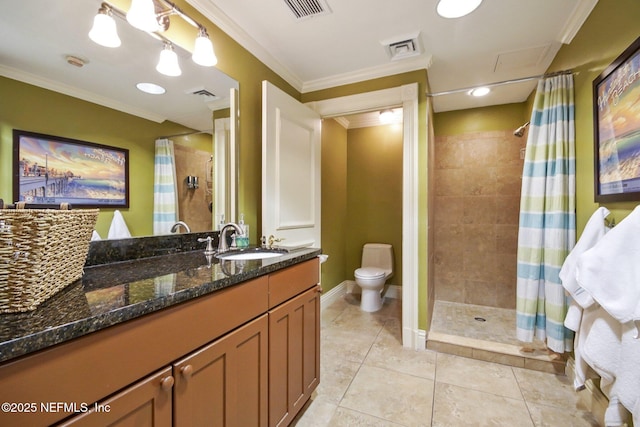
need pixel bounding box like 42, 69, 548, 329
513, 121, 530, 137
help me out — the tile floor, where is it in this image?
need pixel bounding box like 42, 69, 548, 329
292, 295, 600, 426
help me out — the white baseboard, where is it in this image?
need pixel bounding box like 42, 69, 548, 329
321, 281, 403, 310
320, 281, 348, 310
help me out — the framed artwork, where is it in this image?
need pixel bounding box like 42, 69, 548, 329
13, 130, 129, 208
593, 35, 640, 202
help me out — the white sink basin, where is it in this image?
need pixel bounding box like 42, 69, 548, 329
216, 251, 285, 261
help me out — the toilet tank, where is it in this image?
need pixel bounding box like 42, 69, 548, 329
361, 243, 394, 276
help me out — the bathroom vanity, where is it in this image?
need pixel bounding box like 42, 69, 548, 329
0, 236, 321, 427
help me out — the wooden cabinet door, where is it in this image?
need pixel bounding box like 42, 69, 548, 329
58, 367, 173, 427
268, 286, 321, 427
173, 314, 268, 427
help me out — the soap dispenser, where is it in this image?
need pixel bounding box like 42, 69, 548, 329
237, 213, 249, 248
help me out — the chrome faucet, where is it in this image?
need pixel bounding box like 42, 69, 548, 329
170, 221, 191, 233
218, 223, 244, 253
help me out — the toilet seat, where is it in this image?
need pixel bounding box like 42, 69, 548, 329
355, 267, 385, 280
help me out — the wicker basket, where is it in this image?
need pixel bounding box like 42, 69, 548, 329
0, 208, 99, 313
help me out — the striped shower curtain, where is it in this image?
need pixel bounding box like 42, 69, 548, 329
516, 74, 576, 353
153, 138, 178, 234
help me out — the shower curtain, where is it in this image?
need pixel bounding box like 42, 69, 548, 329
516, 74, 576, 353
153, 138, 179, 235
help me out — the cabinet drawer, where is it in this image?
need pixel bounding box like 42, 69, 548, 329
268, 259, 319, 308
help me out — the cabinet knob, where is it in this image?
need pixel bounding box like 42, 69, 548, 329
316, 285, 323, 293
181, 364, 194, 379
160, 375, 174, 391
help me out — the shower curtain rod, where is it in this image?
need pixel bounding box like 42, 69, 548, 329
157, 129, 213, 139
426, 69, 574, 97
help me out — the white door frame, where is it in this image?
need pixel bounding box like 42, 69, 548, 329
306, 83, 422, 350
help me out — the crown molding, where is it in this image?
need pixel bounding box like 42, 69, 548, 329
301, 55, 432, 93
558, 0, 598, 44
186, 0, 304, 91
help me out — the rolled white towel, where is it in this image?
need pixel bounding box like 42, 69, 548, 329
91, 230, 102, 241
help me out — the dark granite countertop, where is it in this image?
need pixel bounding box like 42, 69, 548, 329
0, 247, 321, 364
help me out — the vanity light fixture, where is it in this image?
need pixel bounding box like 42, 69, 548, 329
156, 43, 182, 77
192, 27, 217, 67
469, 86, 490, 97
436, 0, 483, 18
88, 4, 121, 48
89, 1, 219, 75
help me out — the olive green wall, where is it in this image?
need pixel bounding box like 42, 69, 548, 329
0, 76, 191, 237
434, 103, 528, 137
320, 119, 348, 290
545, 0, 640, 233
346, 124, 403, 287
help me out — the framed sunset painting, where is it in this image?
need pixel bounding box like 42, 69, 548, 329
593, 36, 640, 202
12, 130, 129, 208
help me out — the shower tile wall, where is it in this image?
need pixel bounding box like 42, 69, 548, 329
434, 130, 526, 309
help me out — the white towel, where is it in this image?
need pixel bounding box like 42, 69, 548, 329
560, 206, 609, 311
634, 398, 640, 427
107, 210, 132, 239
91, 230, 102, 241
576, 205, 640, 323
610, 321, 640, 423
581, 308, 621, 392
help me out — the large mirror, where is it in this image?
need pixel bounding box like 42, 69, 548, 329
0, 0, 238, 237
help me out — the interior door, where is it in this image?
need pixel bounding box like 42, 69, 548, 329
262, 81, 322, 249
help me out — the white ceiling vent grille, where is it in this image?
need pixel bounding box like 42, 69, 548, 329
284, 0, 332, 19
381, 32, 423, 61
188, 88, 219, 101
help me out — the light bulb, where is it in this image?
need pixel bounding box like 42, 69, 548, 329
156, 44, 181, 77
88, 6, 121, 48
127, 0, 160, 32
193, 28, 217, 67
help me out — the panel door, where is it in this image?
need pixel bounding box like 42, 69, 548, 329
262, 80, 322, 250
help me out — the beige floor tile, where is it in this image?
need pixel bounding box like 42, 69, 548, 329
321, 327, 376, 364
435, 353, 522, 399
340, 365, 435, 426
512, 367, 582, 410
526, 402, 600, 427
316, 357, 362, 404
292, 396, 338, 427
327, 407, 406, 426
432, 382, 533, 427
365, 318, 437, 380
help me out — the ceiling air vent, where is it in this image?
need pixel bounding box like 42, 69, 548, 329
188, 88, 219, 101
381, 32, 423, 61
283, 0, 332, 19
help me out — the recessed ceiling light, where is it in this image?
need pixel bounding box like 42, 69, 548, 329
136, 82, 166, 95
437, 0, 483, 18
469, 87, 490, 97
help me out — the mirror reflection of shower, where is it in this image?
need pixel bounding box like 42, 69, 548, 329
514, 121, 530, 137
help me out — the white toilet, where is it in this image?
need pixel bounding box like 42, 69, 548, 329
354, 243, 394, 312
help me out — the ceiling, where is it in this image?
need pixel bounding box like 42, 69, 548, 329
189, 0, 597, 112
0, 0, 598, 130
0, 0, 238, 132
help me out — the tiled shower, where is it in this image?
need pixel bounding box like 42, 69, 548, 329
433, 129, 526, 309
